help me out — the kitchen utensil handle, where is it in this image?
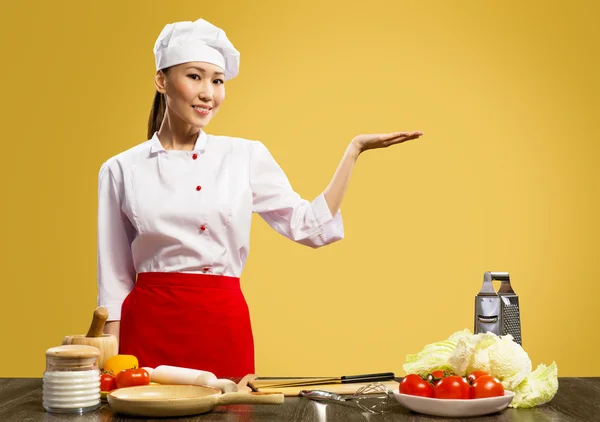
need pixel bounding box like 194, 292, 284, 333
479, 271, 513, 296
341, 372, 395, 383
486, 272, 510, 281
217, 392, 285, 406
299, 390, 346, 402
485, 271, 516, 295
86, 306, 109, 337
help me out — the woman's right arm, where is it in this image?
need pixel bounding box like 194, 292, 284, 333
97, 161, 136, 325
103, 321, 121, 342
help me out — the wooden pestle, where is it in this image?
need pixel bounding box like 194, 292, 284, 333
86, 306, 109, 337
62, 306, 118, 370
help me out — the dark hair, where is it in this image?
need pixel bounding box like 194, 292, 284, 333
147, 68, 170, 139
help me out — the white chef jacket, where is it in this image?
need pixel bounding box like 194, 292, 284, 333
97, 131, 344, 321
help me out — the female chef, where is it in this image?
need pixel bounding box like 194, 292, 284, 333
98, 18, 423, 378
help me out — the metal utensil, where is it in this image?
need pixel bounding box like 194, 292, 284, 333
252, 372, 394, 389
300, 382, 390, 414
474, 271, 522, 345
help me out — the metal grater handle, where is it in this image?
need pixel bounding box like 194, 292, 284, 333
482, 272, 516, 295
486, 272, 509, 281
478, 272, 507, 295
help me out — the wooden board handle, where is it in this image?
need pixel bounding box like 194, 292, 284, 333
86, 306, 109, 337
216, 392, 284, 406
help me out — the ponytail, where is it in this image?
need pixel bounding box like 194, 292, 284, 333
147, 91, 166, 140
147, 68, 170, 139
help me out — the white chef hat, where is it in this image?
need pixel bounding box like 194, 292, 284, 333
153, 18, 240, 80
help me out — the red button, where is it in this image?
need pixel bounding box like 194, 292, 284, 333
192, 153, 198, 160
202, 267, 210, 272
196, 186, 202, 191
200, 225, 207, 231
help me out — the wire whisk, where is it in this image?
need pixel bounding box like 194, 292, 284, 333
300, 382, 391, 414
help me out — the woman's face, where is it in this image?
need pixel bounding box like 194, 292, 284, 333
155, 61, 226, 129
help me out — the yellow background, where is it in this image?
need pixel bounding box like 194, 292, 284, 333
1, 0, 598, 377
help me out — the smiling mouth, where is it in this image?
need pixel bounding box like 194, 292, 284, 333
192, 105, 212, 116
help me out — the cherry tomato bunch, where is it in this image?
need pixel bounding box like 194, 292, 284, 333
100, 368, 150, 392
399, 370, 504, 399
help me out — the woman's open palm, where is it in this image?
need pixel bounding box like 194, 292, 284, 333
353, 131, 423, 152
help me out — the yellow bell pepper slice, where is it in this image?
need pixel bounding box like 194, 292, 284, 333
103, 354, 139, 375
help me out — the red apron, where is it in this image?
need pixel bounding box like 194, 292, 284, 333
119, 272, 255, 378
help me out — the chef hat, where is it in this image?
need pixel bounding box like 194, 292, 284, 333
153, 18, 240, 80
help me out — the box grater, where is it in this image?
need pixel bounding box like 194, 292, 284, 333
474, 271, 522, 345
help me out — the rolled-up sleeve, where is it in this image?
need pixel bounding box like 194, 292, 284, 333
249, 141, 344, 248
97, 161, 136, 321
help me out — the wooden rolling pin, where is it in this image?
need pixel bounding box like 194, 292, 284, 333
62, 306, 118, 370
151, 365, 239, 393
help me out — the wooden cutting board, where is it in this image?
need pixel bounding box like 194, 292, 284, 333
246, 377, 399, 397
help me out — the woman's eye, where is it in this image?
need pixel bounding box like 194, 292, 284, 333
188, 74, 200, 80
214, 79, 224, 85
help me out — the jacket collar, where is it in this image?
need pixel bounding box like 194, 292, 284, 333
149, 130, 207, 154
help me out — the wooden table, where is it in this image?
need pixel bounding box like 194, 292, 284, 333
1, 378, 598, 421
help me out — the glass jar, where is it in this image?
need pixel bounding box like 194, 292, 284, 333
42, 345, 101, 414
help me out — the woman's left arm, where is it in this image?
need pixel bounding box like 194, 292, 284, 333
323, 131, 423, 216
249, 131, 422, 248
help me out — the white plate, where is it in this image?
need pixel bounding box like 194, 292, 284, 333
392, 390, 515, 417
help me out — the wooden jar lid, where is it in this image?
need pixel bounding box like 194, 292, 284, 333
46, 345, 100, 359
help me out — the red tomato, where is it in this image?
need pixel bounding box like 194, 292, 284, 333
472, 375, 504, 399
434, 376, 471, 399
427, 370, 454, 383
100, 373, 117, 392
115, 368, 150, 388
466, 370, 488, 384
399, 374, 434, 398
